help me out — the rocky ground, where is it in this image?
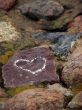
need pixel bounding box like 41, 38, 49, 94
0, 0, 82, 110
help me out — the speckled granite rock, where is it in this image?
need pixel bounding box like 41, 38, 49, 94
2, 88, 64, 110
0, 0, 17, 11
18, 0, 64, 20
68, 91, 82, 109
62, 54, 82, 87
32, 32, 82, 60
2, 47, 59, 88
0, 12, 36, 64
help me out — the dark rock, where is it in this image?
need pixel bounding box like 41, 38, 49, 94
32, 32, 82, 60
41, 0, 82, 30
62, 54, 82, 87
18, 0, 64, 20
80, 0, 82, 3
2, 88, 64, 110
0, 0, 17, 11
2, 47, 59, 88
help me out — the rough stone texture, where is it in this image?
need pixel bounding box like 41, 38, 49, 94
41, 0, 82, 30
69, 37, 82, 59
68, 16, 82, 34
71, 83, 82, 97
62, 54, 82, 87
0, 16, 20, 43
47, 83, 73, 97
0, 12, 36, 64
0, 0, 17, 11
2, 88, 64, 110
18, 0, 64, 20
0, 88, 7, 98
8, 9, 42, 33
32, 32, 81, 60
68, 91, 82, 109
2, 47, 59, 88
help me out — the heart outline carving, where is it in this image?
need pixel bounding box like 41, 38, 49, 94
14, 57, 47, 75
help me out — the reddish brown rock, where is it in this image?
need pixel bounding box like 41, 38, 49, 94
0, 88, 7, 98
0, 0, 17, 11
2, 47, 59, 88
3, 88, 64, 110
68, 16, 82, 33
62, 54, 82, 87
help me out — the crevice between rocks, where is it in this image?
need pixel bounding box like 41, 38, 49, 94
0, 64, 4, 88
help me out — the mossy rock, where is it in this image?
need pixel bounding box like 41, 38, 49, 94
0, 12, 37, 64
52, 9, 81, 29
71, 83, 82, 95
42, 0, 82, 30
6, 84, 46, 97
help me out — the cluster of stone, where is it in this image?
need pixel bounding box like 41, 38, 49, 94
0, 0, 82, 110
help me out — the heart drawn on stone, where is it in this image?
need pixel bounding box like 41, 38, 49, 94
14, 57, 47, 75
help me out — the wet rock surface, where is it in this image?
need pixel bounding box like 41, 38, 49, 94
18, 0, 64, 20
2, 88, 64, 110
0, 0, 17, 11
2, 47, 59, 88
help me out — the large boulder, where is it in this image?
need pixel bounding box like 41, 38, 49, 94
2, 88, 64, 110
18, 0, 64, 20
0, 0, 17, 11
2, 47, 59, 88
